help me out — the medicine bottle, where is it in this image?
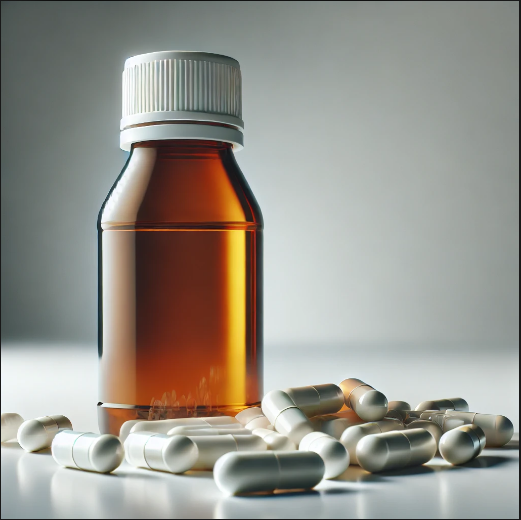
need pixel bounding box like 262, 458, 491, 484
98, 51, 263, 434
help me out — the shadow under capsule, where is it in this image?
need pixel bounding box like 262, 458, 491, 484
334, 463, 435, 481
214, 490, 324, 519
458, 455, 513, 469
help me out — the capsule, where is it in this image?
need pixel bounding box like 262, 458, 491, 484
439, 424, 486, 465
339, 378, 388, 421
435, 411, 513, 447
214, 451, 325, 495
388, 401, 411, 411
299, 431, 350, 479
17, 415, 73, 452
311, 411, 365, 439
167, 427, 252, 436
405, 420, 443, 447
357, 428, 437, 473
340, 418, 404, 464
52, 430, 124, 473
1, 413, 24, 442
129, 416, 239, 436
235, 408, 272, 430
385, 409, 409, 421
119, 420, 146, 441
261, 390, 314, 445
415, 398, 469, 412
284, 384, 344, 417
252, 428, 296, 451
125, 432, 198, 473
125, 431, 266, 473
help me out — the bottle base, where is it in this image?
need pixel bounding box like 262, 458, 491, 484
97, 402, 260, 435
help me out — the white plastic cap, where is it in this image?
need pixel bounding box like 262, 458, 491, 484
120, 50, 244, 151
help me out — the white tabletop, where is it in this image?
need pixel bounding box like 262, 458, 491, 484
1, 344, 519, 519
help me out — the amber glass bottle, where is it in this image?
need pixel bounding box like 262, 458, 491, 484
98, 51, 262, 435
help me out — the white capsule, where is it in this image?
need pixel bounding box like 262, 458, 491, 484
385, 409, 409, 421
340, 418, 404, 464
299, 431, 350, 479
339, 378, 388, 422
167, 423, 242, 435
357, 428, 437, 473
214, 451, 325, 495
261, 390, 314, 446
435, 410, 514, 447
125, 432, 266, 473
17, 415, 73, 452
192, 434, 266, 470
129, 416, 239, 435
252, 428, 296, 451
388, 401, 411, 411
439, 424, 486, 465
1, 413, 24, 442
119, 420, 146, 441
235, 408, 272, 430
284, 384, 344, 417
415, 398, 469, 412
125, 431, 198, 473
406, 420, 443, 447
52, 430, 124, 473
311, 410, 365, 439
168, 427, 252, 436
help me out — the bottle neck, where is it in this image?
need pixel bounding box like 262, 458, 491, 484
132, 139, 234, 157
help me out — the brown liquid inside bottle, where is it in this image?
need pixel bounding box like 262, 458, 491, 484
98, 140, 263, 434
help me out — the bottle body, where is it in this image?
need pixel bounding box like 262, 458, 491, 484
98, 141, 263, 435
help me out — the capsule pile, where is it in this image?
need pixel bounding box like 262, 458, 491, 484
1, 378, 515, 495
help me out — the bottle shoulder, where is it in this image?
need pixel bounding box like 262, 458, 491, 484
99, 146, 263, 231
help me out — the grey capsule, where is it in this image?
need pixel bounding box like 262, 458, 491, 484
213, 451, 325, 495
439, 424, 486, 465
357, 428, 437, 473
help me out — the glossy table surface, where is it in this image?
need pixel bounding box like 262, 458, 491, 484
1, 344, 519, 519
